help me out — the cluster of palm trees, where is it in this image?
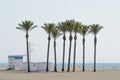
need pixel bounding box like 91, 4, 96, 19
16, 19, 103, 72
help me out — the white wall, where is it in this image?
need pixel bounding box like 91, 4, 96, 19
23, 62, 51, 72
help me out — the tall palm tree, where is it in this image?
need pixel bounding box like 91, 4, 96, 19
73, 22, 82, 72
51, 26, 61, 72
66, 19, 75, 72
16, 20, 37, 72
89, 24, 103, 72
57, 22, 67, 71
79, 25, 89, 72
42, 23, 54, 72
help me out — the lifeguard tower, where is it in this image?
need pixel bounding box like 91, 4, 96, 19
8, 54, 25, 70
8, 53, 52, 71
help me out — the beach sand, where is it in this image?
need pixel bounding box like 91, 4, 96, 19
0, 67, 120, 80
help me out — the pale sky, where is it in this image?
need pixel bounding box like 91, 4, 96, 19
0, 0, 120, 63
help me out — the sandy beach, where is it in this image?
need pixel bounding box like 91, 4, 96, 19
0, 68, 120, 80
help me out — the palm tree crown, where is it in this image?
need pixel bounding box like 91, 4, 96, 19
16, 20, 37, 32
42, 23, 55, 35
66, 19, 75, 32
73, 22, 82, 33
57, 22, 67, 34
89, 24, 103, 36
79, 25, 89, 36
51, 27, 61, 40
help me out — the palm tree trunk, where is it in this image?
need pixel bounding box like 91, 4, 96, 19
93, 36, 97, 72
62, 34, 66, 71
73, 34, 77, 72
67, 33, 72, 72
46, 36, 51, 72
26, 33, 30, 72
54, 40, 57, 72
82, 36, 85, 72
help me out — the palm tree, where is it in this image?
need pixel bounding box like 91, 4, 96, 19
73, 22, 82, 72
51, 26, 61, 72
16, 20, 37, 72
89, 24, 103, 72
66, 19, 75, 72
57, 22, 67, 71
42, 23, 54, 72
79, 25, 89, 72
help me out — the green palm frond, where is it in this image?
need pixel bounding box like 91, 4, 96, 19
65, 19, 75, 32
30, 25, 38, 31
16, 20, 37, 32
89, 24, 103, 35
79, 25, 89, 36
51, 27, 62, 40
73, 22, 82, 33
42, 23, 55, 35
16, 27, 24, 31
57, 21, 67, 33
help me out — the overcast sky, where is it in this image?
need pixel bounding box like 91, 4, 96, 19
0, 0, 120, 63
